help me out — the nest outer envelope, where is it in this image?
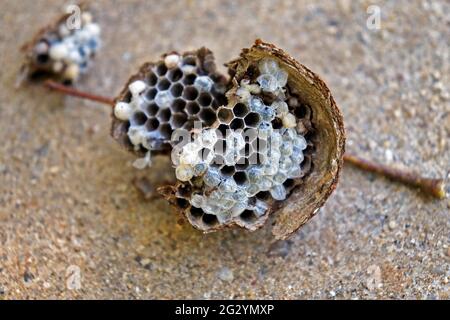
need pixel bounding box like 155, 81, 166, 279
238, 41, 345, 239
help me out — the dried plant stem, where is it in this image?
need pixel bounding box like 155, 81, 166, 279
44, 80, 114, 106
43, 81, 447, 199
344, 153, 446, 199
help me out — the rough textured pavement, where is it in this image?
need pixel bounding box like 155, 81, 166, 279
0, 0, 449, 299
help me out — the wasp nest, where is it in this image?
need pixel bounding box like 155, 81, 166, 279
112, 41, 345, 239
20, 7, 101, 84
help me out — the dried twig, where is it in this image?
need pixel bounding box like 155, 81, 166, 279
43, 81, 447, 199
44, 80, 114, 106
344, 153, 446, 199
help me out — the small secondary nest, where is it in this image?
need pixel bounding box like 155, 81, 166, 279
112, 40, 345, 239
20, 4, 101, 84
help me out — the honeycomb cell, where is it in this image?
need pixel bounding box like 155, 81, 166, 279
157, 77, 171, 91
145, 103, 159, 117
145, 117, 159, 131
220, 165, 235, 176
244, 112, 261, 127
230, 118, 244, 130
198, 108, 216, 126
183, 74, 196, 85
239, 210, 257, 223
132, 112, 147, 126
235, 157, 250, 171
183, 56, 197, 66
170, 83, 183, 98
233, 171, 248, 185
198, 92, 212, 107
159, 123, 172, 139
170, 112, 188, 128
183, 86, 199, 100
156, 62, 168, 76
146, 88, 157, 100
233, 103, 249, 117
186, 101, 200, 116
217, 107, 233, 124
157, 108, 171, 122
190, 206, 204, 218
170, 98, 186, 112
168, 68, 183, 82
148, 72, 157, 86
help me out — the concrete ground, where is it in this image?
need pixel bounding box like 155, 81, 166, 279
0, 0, 449, 299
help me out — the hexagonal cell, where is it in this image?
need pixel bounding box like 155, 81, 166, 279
233, 171, 248, 185
198, 92, 212, 107
230, 118, 245, 130
157, 77, 171, 91
198, 107, 216, 126
239, 210, 258, 223
202, 213, 218, 227
148, 72, 157, 86
233, 103, 249, 118
145, 117, 160, 131
256, 191, 271, 201
159, 123, 172, 139
244, 112, 261, 127
170, 112, 188, 128
170, 83, 183, 98
189, 206, 204, 218
217, 107, 233, 124
176, 197, 189, 209
182, 86, 199, 100
157, 108, 171, 122
271, 117, 283, 129
220, 165, 235, 177
182, 120, 194, 131
131, 111, 147, 126
182, 55, 197, 66
183, 74, 196, 85
146, 88, 157, 101
155, 62, 168, 76
167, 68, 183, 82
186, 101, 200, 116
145, 103, 159, 117
283, 178, 295, 189
170, 98, 186, 113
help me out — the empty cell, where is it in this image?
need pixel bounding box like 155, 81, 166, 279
230, 118, 244, 130
198, 108, 216, 126
283, 178, 295, 189
159, 123, 172, 139
145, 117, 160, 131
148, 72, 157, 86
186, 101, 200, 115
220, 165, 235, 176
170, 83, 183, 98
157, 77, 171, 90
171, 98, 186, 112
271, 117, 283, 129
217, 107, 233, 124
244, 112, 261, 127
145, 103, 159, 117
233, 103, 249, 117
168, 68, 183, 82
146, 88, 157, 100
190, 206, 204, 218
198, 92, 212, 107
132, 111, 147, 126
240, 210, 257, 222
233, 171, 248, 185
157, 108, 171, 122
183, 74, 196, 85
256, 191, 270, 201
155, 62, 168, 76
202, 214, 218, 226
170, 112, 188, 128
182, 55, 196, 66
176, 197, 189, 209
182, 86, 199, 100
